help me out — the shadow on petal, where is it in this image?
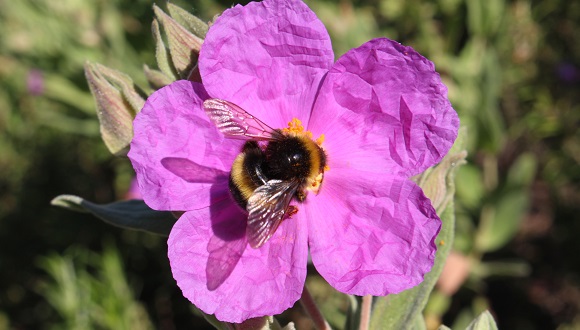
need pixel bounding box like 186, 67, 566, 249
205, 183, 248, 290
161, 157, 228, 183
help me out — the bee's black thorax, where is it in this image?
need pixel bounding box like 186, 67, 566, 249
263, 137, 311, 181
229, 135, 326, 210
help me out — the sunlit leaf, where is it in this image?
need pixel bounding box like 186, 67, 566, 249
465, 310, 498, 330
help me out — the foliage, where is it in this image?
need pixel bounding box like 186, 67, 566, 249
37, 245, 154, 330
1, 0, 579, 328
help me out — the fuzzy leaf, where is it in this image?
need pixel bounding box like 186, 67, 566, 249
154, 4, 203, 77
465, 310, 498, 330
51, 195, 176, 236
369, 129, 467, 330
167, 2, 208, 39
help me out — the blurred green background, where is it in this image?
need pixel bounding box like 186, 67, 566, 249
0, 0, 579, 329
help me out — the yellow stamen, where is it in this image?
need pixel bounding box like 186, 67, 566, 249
283, 118, 327, 147
282, 118, 305, 135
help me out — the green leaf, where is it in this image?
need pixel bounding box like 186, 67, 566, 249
465, 310, 498, 330
167, 3, 209, 39
472, 260, 530, 278
455, 164, 485, 210
506, 152, 537, 187
344, 295, 360, 330
42, 74, 96, 115
369, 131, 467, 330
51, 195, 176, 236
154, 4, 204, 77
475, 190, 528, 252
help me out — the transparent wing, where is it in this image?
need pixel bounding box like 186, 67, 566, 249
246, 179, 300, 248
203, 98, 283, 141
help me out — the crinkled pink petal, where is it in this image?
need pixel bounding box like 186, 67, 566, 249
128, 80, 243, 211
300, 168, 440, 295
168, 199, 308, 323
308, 38, 459, 177
200, 0, 334, 129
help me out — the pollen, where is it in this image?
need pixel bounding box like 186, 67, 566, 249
283, 118, 326, 146
282, 118, 307, 135
307, 172, 325, 194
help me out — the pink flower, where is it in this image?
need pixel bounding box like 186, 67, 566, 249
128, 0, 459, 323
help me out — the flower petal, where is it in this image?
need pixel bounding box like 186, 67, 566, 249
128, 80, 243, 211
200, 0, 334, 129
168, 199, 308, 323
308, 38, 459, 177
302, 169, 440, 295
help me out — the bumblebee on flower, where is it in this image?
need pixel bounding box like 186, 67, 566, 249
128, 0, 459, 323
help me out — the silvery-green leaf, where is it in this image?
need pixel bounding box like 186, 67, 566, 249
438, 325, 452, 330
465, 310, 498, 330
369, 129, 467, 330
154, 5, 203, 77
51, 195, 176, 236
167, 2, 208, 39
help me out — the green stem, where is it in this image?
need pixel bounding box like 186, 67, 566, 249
300, 285, 331, 330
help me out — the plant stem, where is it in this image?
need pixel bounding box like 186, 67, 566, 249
300, 285, 331, 330
359, 295, 372, 330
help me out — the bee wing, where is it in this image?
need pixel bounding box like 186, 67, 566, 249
203, 98, 283, 141
246, 179, 300, 248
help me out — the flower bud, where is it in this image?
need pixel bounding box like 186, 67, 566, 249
84, 62, 145, 155
153, 5, 204, 78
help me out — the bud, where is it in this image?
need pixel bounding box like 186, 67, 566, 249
144, 64, 173, 89
416, 127, 468, 213
153, 5, 204, 78
166, 2, 208, 39
84, 62, 145, 155
152, 19, 176, 80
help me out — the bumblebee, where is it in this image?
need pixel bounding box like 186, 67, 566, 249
204, 99, 326, 248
